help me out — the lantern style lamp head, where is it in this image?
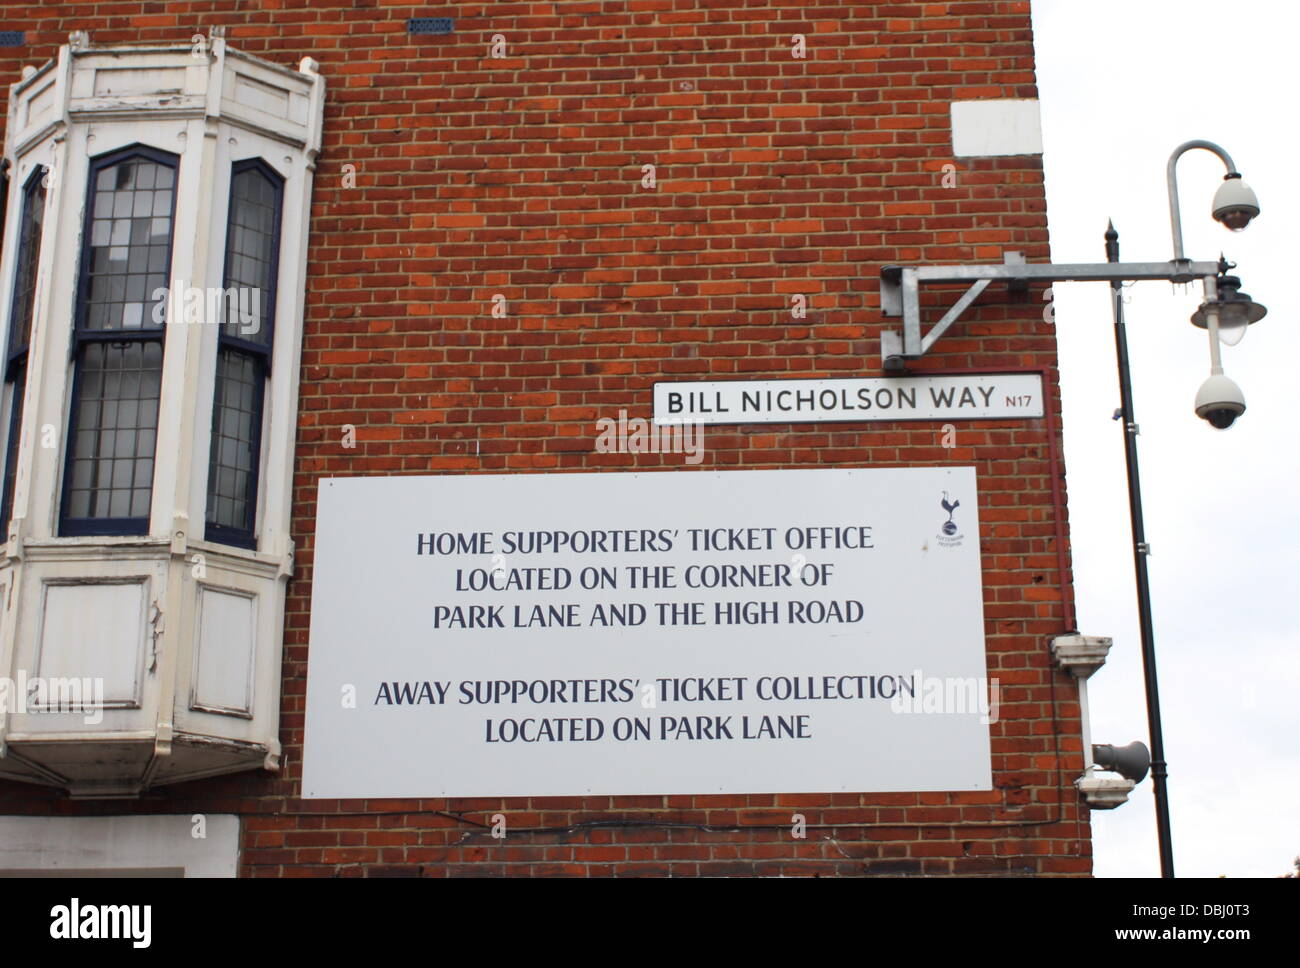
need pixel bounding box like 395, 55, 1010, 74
1212, 173, 1260, 231
1191, 274, 1267, 346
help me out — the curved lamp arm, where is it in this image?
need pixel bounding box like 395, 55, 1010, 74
1167, 140, 1238, 263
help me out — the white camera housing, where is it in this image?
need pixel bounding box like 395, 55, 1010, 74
1194, 372, 1246, 429
1212, 174, 1260, 231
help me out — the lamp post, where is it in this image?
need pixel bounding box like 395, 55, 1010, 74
878, 139, 1266, 878
1119, 141, 1265, 878
1104, 221, 1174, 878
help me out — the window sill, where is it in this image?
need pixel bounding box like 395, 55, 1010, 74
8, 534, 291, 578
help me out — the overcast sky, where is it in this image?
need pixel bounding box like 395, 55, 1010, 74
1031, 0, 1299, 877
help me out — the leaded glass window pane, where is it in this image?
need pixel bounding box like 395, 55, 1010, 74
205, 348, 260, 531
65, 341, 162, 522
8, 175, 45, 356
221, 168, 278, 344
82, 158, 173, 334
2, 174, 47, 533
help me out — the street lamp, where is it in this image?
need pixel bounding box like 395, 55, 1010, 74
1167, 140, 1267, 429
1110, 140, 1263, 879
1191, 273, 1266, 346
877, 139, 1267, 878
1187, 269, 1267, 428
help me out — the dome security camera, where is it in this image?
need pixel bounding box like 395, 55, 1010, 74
1194, 372, 1246, 429
1211, 173, 1260, 231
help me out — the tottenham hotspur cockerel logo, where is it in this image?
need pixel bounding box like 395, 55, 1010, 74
941, 491, 960, 535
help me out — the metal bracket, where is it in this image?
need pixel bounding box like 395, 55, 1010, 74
879, 252, 1223, 371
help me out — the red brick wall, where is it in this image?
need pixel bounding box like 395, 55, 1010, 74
0, 1, 1088, 876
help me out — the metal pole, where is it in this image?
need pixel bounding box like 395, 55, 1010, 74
1166, 140, 1237, 263
1105, 221, 1175, 877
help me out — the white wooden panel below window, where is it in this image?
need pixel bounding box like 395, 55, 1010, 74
191, 586, 257, 718
232, 72, 290, 118
35, 580, 149, 709
92, 66, 187, 97
25, 79, 57, 127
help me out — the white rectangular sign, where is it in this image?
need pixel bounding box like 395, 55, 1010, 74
302, 467, 992, 799
653, 373, 1044, 424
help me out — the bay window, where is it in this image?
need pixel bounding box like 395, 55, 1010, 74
0, 32, 323, 796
